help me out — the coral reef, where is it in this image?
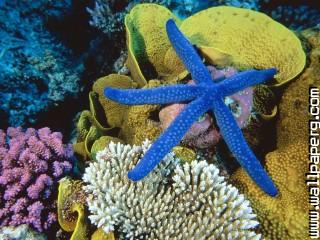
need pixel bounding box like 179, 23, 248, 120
73, 75, 162, 162
0, 0, 84, 127
232, 142, 308, 240
159, 66, 253, 149
124, 4, 305, 87
57, 177, 90, 240
0, 127, 73, 232
87, 0, 174, 36
180, 6, 305, 85
83, 140, 261, 239
105, 18, 278, 195
91, 228, 115, 240
230, 28, 320, 240
269, 5, 320, 30
0, 224, 47, 240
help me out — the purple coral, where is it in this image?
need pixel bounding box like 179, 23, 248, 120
0, 127, 73, 232
159, 66, 253, 149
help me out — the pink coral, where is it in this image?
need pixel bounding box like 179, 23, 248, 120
159, 66, 253, 149
0, 127, 73, 232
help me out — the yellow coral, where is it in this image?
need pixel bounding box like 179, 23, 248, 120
120, 80, 162, 145
58, 178, 90, 240
180, 6, 305, 86
230, 29, 319, 240
91, 136, 124, 159
125, 4, 305, 86
92, 74, 137, 128
91, 228, 115, 240
125, 4, 181, 85
172, 146, 196, 163
231, 141, 308, 240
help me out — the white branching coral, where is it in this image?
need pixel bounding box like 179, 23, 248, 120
83, 140, 261, 240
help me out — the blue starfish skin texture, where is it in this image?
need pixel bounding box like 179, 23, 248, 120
104, 19, 278, 197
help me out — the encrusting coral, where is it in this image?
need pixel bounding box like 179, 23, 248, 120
83, 140, 261, 239
0, 127, 73, 232
231, 141, 308, 239
230, 28, 320, 240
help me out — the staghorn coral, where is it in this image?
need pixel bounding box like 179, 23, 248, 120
0, 127, 73, 232
83, 140, 261, 239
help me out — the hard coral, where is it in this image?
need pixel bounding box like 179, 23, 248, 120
231, 142, 308, 240
105, 19, 278, 196
0, 127, 73, 232
0, 224, 47, 240
125, 4, 305, 86
83, 140, 261, 239
230, 28, 320, 240
180, 6, 305, 86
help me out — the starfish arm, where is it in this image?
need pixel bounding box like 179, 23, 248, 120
217, 68, 277, 97
104, 84, 201, 105
211, 98, 278, 197
128, 96, 211, 181
166, 19, 212, 85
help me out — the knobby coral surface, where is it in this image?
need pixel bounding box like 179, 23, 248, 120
0, 127, 73, 232
83, 140, 261, 240
230, 28, 320, 240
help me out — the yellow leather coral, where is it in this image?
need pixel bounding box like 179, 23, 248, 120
125, 4, 305, 87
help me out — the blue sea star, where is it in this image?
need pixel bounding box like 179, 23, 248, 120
105, 19, 278, 196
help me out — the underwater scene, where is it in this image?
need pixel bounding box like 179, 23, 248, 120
0, 0, 319, 239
